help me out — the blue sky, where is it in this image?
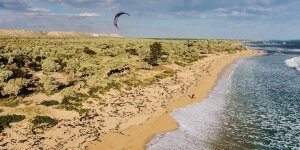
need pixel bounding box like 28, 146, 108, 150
0, 0, 299, 39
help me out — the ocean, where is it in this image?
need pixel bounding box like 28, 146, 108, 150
148, 41, 300, 150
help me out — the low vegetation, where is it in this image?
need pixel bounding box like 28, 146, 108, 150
0, 114, 25, 132
40, 100, 60, 107
57, 94, 89, 114
31, 116, 58, 127
0, 36, 247, 128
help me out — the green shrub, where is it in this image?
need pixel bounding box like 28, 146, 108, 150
60, 86, 77, 97
31, 116, 58, 127
0, 68, 13, 82
64, 58, 80, 74
83, 47, 97, 55
41, 57, 61, 72
39, 76, 58, 95
0, 114, 25, 132
28, 62, 42, 71
125, 48, 139, 55
1, 78, 29, 96
58, 94, 89, 114
40, 100, 60, 106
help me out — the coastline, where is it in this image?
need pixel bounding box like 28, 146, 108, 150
88, 50, 263, 150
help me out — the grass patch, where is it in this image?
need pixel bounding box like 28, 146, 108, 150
14, 107, 48, 117
122, 77, 142, 88
175, 61, 188, 67
57, 95, 89, 114
105, 80, 122, 91
88, 86, 106, 96
88, 80, 122, 96
155, 70, 176, 79
40, 100, 60, 107
141, 77, 157, 86
0, 114, 25, 132
57, 104, 89, 114
182, 55, 207, 63
31, 116, 58, 127
0, 99, 19, 107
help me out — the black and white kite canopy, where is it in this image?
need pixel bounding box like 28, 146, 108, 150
114, 12, 130, 29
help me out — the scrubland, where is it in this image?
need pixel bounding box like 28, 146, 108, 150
0, 37, 248, 149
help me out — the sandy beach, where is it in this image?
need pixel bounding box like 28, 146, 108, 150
1, 1, 297, 148
89, 50, 262, 150
0, 37, 259, 150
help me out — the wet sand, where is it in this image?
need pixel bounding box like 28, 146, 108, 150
89, 50, 263, 150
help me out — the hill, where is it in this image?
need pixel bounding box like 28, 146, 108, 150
0, 29, 121, 38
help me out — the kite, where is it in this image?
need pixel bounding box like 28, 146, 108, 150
114, 12, 130, 29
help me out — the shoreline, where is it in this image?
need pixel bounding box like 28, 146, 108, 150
88, 50, 263, 150
148, 56, 242, 149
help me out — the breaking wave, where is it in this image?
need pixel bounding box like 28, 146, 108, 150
285, 56, 300, 72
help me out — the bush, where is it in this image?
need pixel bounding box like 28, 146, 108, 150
0, 68, 13, 82
39, 76, 58, 95
125, 48, 139, 55
28, 62, 41, 71
64, 58, 80, 74
0, 114, 25, 132
1, 78, 29, 96
60, 86, 76, 97
0, 56, 8, 65
41, 57, 61, 72
83, 47, 96, 55
31, 116, 58, 127
40, 100, 60, 107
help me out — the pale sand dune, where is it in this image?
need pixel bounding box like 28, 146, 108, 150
88, 50, 263, 150
0, 29, 121, 38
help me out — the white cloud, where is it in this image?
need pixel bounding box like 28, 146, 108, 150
79, 12, 100, 17
26, 8, 51, 14
231, 10, 247, 17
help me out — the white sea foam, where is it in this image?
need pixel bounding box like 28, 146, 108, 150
147, 61, 241, 150
285, 56, 300, 72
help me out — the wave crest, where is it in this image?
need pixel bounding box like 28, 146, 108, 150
285, 56, 300, 72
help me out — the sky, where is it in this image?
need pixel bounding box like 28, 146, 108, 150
0, 0, 299, 40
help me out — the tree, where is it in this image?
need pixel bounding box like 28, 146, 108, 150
148, 42, 162, 66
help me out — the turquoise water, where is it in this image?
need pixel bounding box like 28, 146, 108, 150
148, 41, 300, 150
